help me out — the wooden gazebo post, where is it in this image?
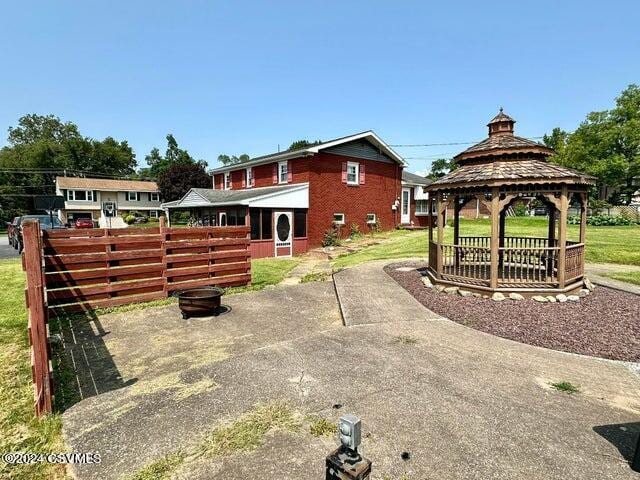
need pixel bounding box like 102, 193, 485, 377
557, 185, 569, 288
489, 187, 500, 289
436, 192, 444, 277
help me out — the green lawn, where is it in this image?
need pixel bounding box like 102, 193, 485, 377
604, 271, 640, 286
0, 259, 66, 480
333, 217, 640, 268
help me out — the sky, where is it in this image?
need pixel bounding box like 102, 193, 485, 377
1, 1, 639, 176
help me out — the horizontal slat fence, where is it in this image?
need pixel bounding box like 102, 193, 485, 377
23, 217, 251, 415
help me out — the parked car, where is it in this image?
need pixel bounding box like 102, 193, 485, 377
6, 216, 23, 249
134, 216, 148, 224
74, 217, 94, 229
15, 215, 66, 253
533, 207, 547, 216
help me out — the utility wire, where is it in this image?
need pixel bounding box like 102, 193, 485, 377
389, 136, 545, 147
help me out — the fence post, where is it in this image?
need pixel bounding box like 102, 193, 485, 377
22, 220, 52, 416
159, 216, 168, 298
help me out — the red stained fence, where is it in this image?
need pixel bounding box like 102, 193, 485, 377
22, 218, 251, 415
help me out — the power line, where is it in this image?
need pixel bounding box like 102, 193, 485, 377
390, 136, 546, 147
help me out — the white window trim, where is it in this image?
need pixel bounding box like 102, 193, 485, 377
333, 213, 345, 225
224, 172, 232, 190
246, 167, 253, 188
346, 161, 359, 185
366, 213, 377, 224
278, 161, 288, 184
150, 192, 160, 202
149, 210, 159, 218
127, 191, 138, 201
67, 190, 94, 202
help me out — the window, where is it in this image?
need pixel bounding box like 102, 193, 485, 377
149, 210, 159, 218
294, 210, 307, 238
261, 209, 273, 239
333, 213, 345, 225
246, 168, 253, 188
67, 190, 94, 201
278, 161, 288, 184
224, 172, 232, 190
250, 209, 261, 240
150, 192, 159, 202
127, 191, 138, 201
225, 207, 246, 226
415, 200, 429, 214
366, 213, 376, 224
346, 162, 359, 185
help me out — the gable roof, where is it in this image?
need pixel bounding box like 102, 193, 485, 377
210, 131, 405, 174
402, 171, 432, 186
56, 176, 159, 192
162, 183, 308, 208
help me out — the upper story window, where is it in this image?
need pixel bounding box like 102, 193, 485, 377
246, 168, 253, 188
224, 172, 232, 190
127, 191, 139, 201
67, 190, 94, 202
150, 192, 159, 202
278, 161, 288, 184
346, 162, 359, 185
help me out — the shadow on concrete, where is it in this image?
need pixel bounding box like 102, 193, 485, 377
49, 308, 137, 412
593, 421, 640, 470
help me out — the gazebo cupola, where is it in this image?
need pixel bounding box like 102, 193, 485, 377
425, 109, 596, 297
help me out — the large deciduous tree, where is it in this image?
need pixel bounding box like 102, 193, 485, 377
217, 153, 250, 166
546, 84, 640, 204
157, 162, 211, 201
426, 158, 456, 180
141, 134, 198, 178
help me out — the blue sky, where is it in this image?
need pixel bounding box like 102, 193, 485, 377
1, 1, 638, 175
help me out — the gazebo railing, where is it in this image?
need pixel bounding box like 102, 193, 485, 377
431, 237, 585, 288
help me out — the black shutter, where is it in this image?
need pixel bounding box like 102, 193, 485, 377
136, 192, 140, 201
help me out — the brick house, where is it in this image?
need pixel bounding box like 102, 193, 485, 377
162, 131, 410, 258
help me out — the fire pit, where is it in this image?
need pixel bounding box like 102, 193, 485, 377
175, 286, 224, 319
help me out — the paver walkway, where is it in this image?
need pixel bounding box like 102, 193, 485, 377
62, 262, 640, 480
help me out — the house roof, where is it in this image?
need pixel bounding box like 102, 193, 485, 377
402, 171, 432, 186
162, 183, 308, 208
210, 131, 405, 174
56, 176, 159, 192
427, 159, 596, 191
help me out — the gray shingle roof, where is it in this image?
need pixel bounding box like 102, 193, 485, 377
402, 171, 432, 185
191, 184, 304, 204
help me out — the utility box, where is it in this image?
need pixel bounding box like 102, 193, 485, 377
326, 414, 371, 480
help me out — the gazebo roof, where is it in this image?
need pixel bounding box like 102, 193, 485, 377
427, 158, 595, 190
427, 109, 595, 191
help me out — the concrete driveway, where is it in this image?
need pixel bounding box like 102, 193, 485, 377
0, 235, 18, 259
60, 262, 640, 480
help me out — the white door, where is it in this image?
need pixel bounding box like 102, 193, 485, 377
401, 188, 411, 224
274, 211, 292, 257
219, 212, 227, 226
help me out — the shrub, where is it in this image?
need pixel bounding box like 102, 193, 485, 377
322, 225, 341, 247
349, 223, 361, 239
171, 211, 191, 224
512, 204, 528, 217
124, 214, 136, 224
586, 214, 632, 226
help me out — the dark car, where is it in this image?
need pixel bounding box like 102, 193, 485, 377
533, 207, 547, 216
134, 216, 149, 224
74, 217, 94, 229
15, 215, 66, 253
7, 216, 23, 249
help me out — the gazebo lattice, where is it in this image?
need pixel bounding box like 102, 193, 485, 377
425, 110, 595, 296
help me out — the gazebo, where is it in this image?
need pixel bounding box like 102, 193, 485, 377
425, 109, 596, 297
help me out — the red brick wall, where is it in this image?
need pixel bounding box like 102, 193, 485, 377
307, 152, 401, 247
213, 160, 311, 190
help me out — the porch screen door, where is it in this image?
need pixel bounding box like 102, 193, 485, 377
274, 211, 292, 257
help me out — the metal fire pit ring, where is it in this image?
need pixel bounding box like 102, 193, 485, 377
174, 286, 224, 319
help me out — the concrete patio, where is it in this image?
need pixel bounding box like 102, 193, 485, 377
61, 261, 640, 480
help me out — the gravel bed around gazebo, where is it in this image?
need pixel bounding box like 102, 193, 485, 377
385, 261, 640, 363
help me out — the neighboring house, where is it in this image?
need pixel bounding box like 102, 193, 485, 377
162, 131, 406, 258
55, 177, 162, 227
401, 171, 433, 227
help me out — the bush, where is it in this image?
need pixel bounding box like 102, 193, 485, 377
171, 211, 191, 224
124, 214, 136, 225
587, 214, 633, 226
349, 223, 361, 239
322, 225, 341, 247
512, 204, 528, 217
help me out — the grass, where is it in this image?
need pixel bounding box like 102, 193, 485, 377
227, 258, 300, 294
131, 402, 300, 479
604, 271, 640, 286
307, 415, 337, 437
393, 335, 419, 346
549, 381, 580, 394
0, 259, 66, 480
333, 217, 640, 268
300, 271, 330, 283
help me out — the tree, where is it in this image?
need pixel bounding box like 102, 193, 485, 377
546, 84, 640, 204
542, 127, 569, 153
157, 162, 211, 201
288, 139, 322, 150
143, 134, 197, 178
426, 158, 455, 179
217, 153, 250, 166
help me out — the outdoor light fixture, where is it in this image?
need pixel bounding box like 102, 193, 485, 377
339, 414, 362, 453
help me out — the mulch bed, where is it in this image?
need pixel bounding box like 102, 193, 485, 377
384, 261, 640, 363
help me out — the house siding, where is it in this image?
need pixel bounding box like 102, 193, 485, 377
307, 152, 401, 247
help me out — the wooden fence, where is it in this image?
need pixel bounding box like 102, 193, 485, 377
22, 217, 251, 415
